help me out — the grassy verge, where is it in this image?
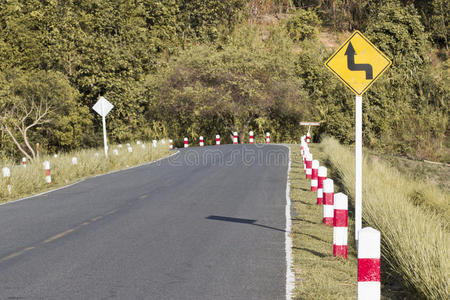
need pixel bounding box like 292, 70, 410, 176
290, 143, 357, 299
0, 141, 171, 203
320, 137, 449, 299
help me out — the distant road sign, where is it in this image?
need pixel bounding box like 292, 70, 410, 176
300, 122, 321, 126
324, 31, 391, 95
93, 96, 114, 117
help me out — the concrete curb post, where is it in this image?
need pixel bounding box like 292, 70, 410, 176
216, 135, 220, 146
233, 132, 238, 144
317, 166, 327, 205
184, 137, 189, 148
323, 178, 334, 225
311, 160, 319, 191
305, 153, 313, 179
358, 227, 381, 300
169, 139, 173, 150
199, 136, 204, 147
43, 161, 51, 184
249, 131, 254, 144
266, 132, 270, 144
2, 167, 11, 194
333, 193, 348, 258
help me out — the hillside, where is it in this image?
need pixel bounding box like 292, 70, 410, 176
0, 0, 448, 162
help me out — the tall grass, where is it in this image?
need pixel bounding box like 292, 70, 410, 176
0, 141, 171, 202
321, 137, 449, 299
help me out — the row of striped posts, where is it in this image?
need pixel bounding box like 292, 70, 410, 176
301, 136, 381, 300
181, 131, 271, 148
2, 140, 164, 193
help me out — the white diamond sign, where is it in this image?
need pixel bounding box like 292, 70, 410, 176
92, 96, 114, 117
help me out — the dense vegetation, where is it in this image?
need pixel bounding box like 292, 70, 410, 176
0, 0, 448, 161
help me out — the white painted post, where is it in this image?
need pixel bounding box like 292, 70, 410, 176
355, 95, 362, 241
233, 132, 238, 144
358, 227, 381, 300
22, 157, 27, 168
169, 139, 173, 150
72, 157, 78, 165
266, 132, 270, 144
311, 160, 319, 191
153, 140, 157, 148
317, 166, 327, 205
43, 161, 51, 184
305, 153, 313, 179
249, 131, 254, 144
102, 114, 108, 157
2, 167, 11, 194
184, 137, 189, 148
216, 134, 220, 146
323, 179, 334, 225
199, 136, 204, 147
136, 140, 141, 145
127, 146, 132, 153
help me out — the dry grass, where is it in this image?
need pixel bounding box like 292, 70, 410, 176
0, 141, 171, 202
320, 137, 449, 299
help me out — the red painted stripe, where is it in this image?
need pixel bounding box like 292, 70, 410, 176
333, 245, 348, 258
311, 169, 318, 179
305, 161, 312, 168
333, 209, 348, 227
306, 174, 312, 179
318, 176, 326, 188
311, 186, 318, 192
323, 217, 333, 225
317, 197, 323, 205
358, 258, 381, 282
323, 193, 334, 205
45, 170, 51, 176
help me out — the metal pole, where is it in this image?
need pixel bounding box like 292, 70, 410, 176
102, 115, 108, 157
355, 95, 362, 242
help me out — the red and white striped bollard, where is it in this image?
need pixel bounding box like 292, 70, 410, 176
358, 227, 381, 300
169, 139, 173, 150
184, 137, 189, 148
333, 192, 348, 258
216, 134, 220, 146
22, 157, 27, 168
249, 131, 254, 144
233, 132, 238, 144
199, 136, 204, 147
323, 178, 334, 225
305, 153, 313, 179
317, 166, 327, 205
311, 160, 319, 191
43, 161, 51, 184
306, 132, 311, 143
266, 132, 270, 144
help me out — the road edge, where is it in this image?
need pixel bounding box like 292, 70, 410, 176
0, 150, 180, 207
284, 145, 294, 300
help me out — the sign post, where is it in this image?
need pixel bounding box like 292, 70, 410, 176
93, 96, 114, 158
325, 31, 391, 242
300, 122, 321, 143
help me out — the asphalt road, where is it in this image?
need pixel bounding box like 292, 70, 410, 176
0, 144, 289, 300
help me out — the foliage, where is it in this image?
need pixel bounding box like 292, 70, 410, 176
144, 26, 310, 146
284, 8, 321, 41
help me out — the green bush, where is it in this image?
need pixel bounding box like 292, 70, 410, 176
285, 9, 321, 42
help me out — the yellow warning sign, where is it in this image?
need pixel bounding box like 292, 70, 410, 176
324, 31, 391, 95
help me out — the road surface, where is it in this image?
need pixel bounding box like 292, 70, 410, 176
0, 144, 289, 299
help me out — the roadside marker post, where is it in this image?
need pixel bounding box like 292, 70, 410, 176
169, 139, 174, 150
266, 132, 270, 144
184, 137, 189, 148
325, 31, 391, 242
323, 179, 334, 225
305, 153, 313, 179
249, 131, 254, 144
233, 132, 238, 144
199, 136, 204, 147
300, 122, 320, 144
216, 135, 220, 146
153, 140, 157, 148
92, 96, 114, 158
317, 166, 327, 205
358, 227, 381, 299
72, 157, 78, 165
333, 193, 349, 258
43, 161, 51, 184
311, 160, 319, 191
22, 157, 27, 168
2, 167, 12, 194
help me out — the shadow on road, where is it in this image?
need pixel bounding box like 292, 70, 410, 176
206, 215, 285, 233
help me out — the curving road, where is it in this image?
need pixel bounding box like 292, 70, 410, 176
0, 144, 289, 300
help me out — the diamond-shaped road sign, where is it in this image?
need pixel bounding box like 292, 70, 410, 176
93, 96, 114, 117
325, 31, 391, 95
